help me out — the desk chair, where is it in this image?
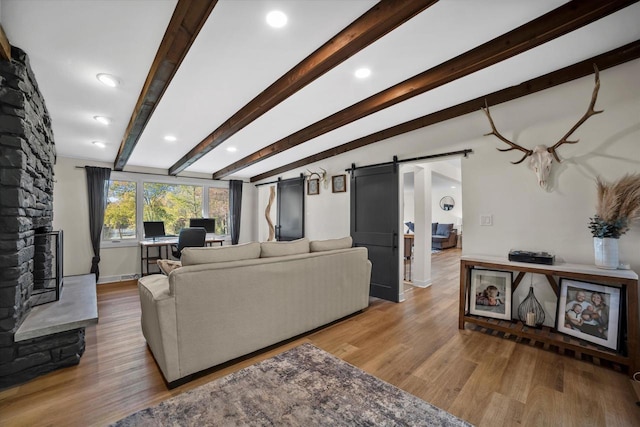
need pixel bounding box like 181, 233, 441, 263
171, 227, 206, 259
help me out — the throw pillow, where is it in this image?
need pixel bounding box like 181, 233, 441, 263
310, 236, 353, 252
260, 237, 310, 258
181, 242, 261, 266
435, 223, 453, 237
157, 259, 182, 275
432, 222, 438, 235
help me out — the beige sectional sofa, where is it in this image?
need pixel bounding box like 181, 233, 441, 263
138, 237, 372, 385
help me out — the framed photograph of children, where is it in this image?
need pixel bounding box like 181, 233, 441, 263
556, 278, 621, 351
307, 179, 319, 195
332, 174, 346, 193
469, 269, 512, 320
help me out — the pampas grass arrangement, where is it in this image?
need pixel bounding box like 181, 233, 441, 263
589, 173, 640, 238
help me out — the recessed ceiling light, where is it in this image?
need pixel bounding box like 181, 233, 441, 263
226, 146, 237, 153
354, 68, 371, 79
451, 185, 457, 189
96, 73, 120, 88
93, 116, 111, 125
266, 10, 287, 28
92, 141, 106, 148
164, 135, 177, 142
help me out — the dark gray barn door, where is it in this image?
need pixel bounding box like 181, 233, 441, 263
350, 163, 399, 302
276, 177, 305, 241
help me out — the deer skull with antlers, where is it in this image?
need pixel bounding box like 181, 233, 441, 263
306, 168, 328, 188
482, 65, 603, 191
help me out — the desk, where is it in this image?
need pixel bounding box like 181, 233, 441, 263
140, 235, 224, 276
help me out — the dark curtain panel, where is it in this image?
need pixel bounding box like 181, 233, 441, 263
85, 166, 111, 280
229, 180, 243, 245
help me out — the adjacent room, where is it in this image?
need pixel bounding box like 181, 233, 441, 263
1, 1, 639, 425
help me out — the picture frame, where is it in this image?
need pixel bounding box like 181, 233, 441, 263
307, 178, 319, 195
556, 278, 621, 351
469, 269, 512, 320
332, 174, 346, 193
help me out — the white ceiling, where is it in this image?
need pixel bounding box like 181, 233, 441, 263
1, 0, 639, 181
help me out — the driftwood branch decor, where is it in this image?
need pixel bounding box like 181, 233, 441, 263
265, 186, 275, 241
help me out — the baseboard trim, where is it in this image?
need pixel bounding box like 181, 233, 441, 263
411, 278, 432, 288
98, 274, 139, 285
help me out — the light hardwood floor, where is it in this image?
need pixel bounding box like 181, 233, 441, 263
1, 249, 639, 426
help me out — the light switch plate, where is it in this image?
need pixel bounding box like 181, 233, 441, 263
480, 214, 493, 226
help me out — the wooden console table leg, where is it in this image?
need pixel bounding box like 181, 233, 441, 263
627, 280, 639, 376
459, 261, 468, 329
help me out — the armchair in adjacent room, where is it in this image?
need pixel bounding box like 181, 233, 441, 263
171, 227, 207, 259
431, 223, 457, 250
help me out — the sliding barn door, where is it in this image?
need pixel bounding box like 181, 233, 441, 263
276, 177, 305, 241
350, 164, 399, 302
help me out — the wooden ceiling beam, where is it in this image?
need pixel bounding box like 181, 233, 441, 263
250, 40, 640, 183
168, 0, 437, 176
214, 0, 637, 179
113, 0, 218, 171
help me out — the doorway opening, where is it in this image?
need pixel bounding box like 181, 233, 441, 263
401, 158, 462, 297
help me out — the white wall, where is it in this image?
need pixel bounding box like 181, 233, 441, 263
53, 60, 639, 302
52, 157, 257, 282
253, 60, 640, 306
461, 61, 640, 325
256, 172, 350, 242
432, 185, 462, 227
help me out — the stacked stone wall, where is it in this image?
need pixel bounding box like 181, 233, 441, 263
0, 46, 84, 389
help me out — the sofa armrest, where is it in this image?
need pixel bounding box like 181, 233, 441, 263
447, 229, 458, 246
138, 275, 180, 382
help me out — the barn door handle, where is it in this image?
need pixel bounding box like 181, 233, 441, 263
392, 232, 398, 250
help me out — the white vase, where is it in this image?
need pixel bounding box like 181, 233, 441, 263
593, 237, 619, 269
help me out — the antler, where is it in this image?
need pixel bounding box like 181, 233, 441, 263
306, 169, 321, 180
547, 64, 603, 162
482, 100, 532, 164
307, 168, 328, 181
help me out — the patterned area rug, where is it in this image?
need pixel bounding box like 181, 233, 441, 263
112, 343, 472, 426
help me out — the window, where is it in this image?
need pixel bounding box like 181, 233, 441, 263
143, 183, 203, 235
102, 180, 137, 241
208, 187, 230, 234
101, 172, 229, 248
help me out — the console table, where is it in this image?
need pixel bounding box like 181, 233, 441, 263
459, 255, 639, 376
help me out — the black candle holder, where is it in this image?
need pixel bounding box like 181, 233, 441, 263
518, 286, 545, 327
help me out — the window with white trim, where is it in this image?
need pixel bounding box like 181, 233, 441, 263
101, 172, 229, 247
102, 180, 137, 242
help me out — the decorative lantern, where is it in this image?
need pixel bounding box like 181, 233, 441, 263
518, 280, 545, 327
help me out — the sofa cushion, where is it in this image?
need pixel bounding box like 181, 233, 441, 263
310, 236, 352, 252
181, 242, 261, 266
435, 223, 453, 237
432, 222, 438, 235
260, 237, 310, 258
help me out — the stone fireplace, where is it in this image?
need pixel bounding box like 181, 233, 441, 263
0, 46, 84, 389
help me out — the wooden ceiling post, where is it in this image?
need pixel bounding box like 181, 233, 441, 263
113, 0, 218, 171
168, 0, 437, 175
249, 40, 640, 183
213, 0, 636, 179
